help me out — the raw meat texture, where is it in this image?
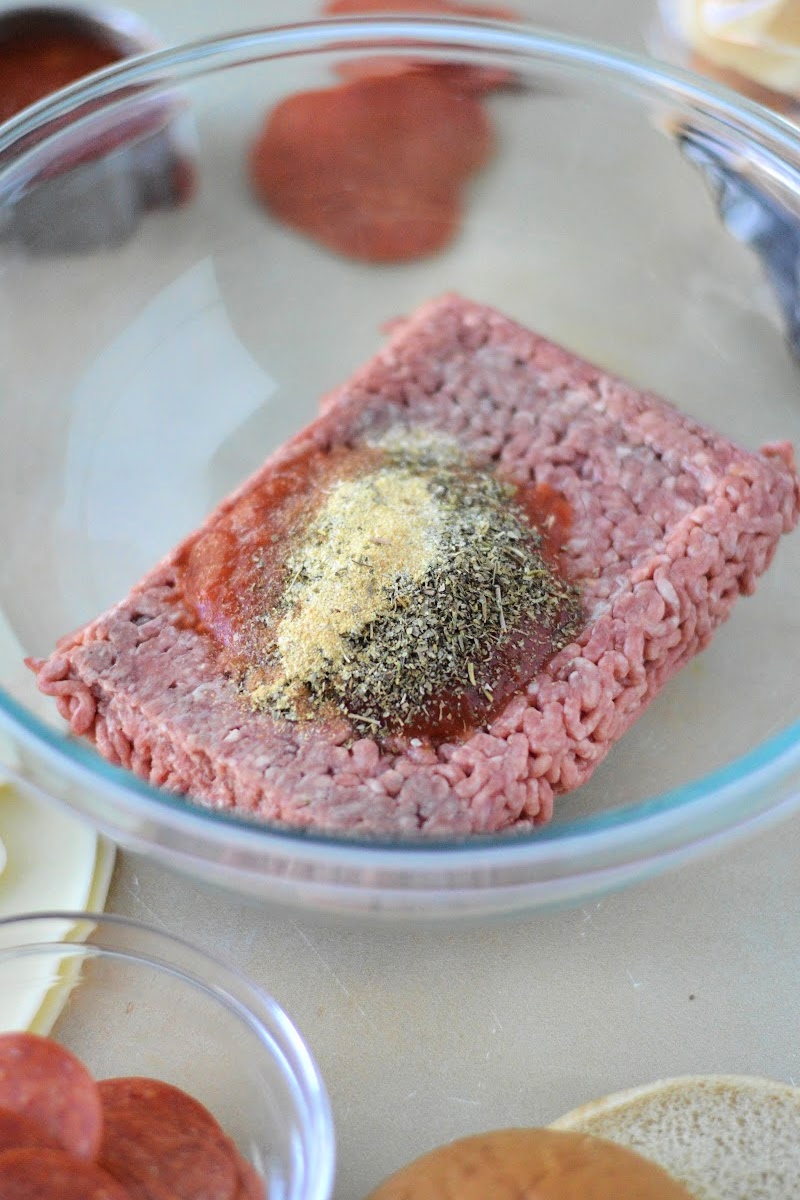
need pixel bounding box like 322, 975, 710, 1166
29, 295, 800, 836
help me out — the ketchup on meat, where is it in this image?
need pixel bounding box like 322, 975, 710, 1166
182, 444, 580, 744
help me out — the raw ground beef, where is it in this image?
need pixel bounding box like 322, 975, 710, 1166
29, 295, 800, 835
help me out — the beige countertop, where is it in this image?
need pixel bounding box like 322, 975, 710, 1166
108, 820, 800, 1200
37, 2, 800, 1197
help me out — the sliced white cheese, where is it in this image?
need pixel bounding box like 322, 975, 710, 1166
0, 784, 115, 1033
0, 609, 116, 1032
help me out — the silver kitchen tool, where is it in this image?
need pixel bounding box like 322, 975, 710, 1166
678, 123, 800, 362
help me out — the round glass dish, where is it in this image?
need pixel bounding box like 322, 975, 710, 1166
0, 911, 335, 1200
0, 19, 798, 920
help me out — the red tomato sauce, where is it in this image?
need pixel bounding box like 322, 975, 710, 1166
400, 479, 576, 741
0, 30, 121, 124
180, 441, 381, 662
181, 445, 578, 742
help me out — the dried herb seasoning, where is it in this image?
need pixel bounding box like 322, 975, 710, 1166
246, 433, 583, 739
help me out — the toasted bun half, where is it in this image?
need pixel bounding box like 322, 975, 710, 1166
365, 1127, 693, 1199
551, 1074, 800, 1200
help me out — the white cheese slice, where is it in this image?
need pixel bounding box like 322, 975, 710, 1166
0, 608, 116, 1032
0, 784, 115, 1033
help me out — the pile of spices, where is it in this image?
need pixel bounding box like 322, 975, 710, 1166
247, 434, 583, 739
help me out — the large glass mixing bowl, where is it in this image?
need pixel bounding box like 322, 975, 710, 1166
0, 19, 798, 919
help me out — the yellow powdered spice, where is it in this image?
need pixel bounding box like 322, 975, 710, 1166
274, 467, 442, 685
246, 433, 584, 735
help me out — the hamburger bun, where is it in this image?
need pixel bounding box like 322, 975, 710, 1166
551, 1074, 800, 1200
365, 1126, 693, 1199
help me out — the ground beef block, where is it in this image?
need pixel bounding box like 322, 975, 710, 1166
28, 295, 800, 836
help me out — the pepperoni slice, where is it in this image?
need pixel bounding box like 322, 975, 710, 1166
232, 1151, 264, 1200
335, 56, 511, 95
0, 1034, 103, 1160
0, 1108, 61, 1154
323, 0, 517, 23
0, 1148, 131, 1199
98, 1077, 239, 1200
326, 0, 520, 25
249, 73, 492, 263
323, 0, 518, 93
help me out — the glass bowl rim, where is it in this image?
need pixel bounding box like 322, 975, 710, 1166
0, 909, 336, 1200
2, 12, 800, 159
0, 16, 799, 881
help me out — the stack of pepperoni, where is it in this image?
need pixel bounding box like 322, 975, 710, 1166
249, 0, 518, 263
0, 1032, 262, 1199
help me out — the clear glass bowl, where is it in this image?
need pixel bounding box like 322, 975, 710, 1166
0, 911, 335, 1200
0, 19, 798, 919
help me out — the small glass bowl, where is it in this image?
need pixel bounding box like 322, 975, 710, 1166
0, 19, 798, 920
0, 911, 335, 1200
